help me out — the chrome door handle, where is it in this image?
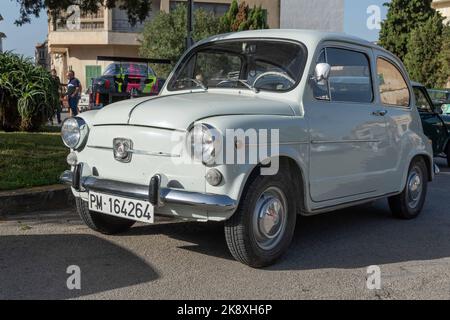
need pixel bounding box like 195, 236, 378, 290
372, 110, 388, 116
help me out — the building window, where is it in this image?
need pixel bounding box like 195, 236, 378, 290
170, 1, 230, 16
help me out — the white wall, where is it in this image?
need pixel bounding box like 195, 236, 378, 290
280, 0, 345, 32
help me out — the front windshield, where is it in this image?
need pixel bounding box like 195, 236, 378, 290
168, 39, 306, 92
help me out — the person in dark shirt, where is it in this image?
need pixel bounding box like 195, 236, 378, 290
66, 70, 81, 117
51, 69, 63, 124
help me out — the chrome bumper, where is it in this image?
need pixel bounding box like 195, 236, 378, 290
60, 167, 236, 212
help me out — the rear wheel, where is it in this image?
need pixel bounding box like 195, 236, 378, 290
224, 172, 297, 268
76, 198, 135, 235
388, 158, 428, 220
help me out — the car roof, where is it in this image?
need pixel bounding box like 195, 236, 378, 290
198, 29, 385, 52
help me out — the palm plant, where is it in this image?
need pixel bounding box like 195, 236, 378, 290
0, 51, 58, 131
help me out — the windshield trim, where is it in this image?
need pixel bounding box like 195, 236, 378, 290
166, 37, 308, 94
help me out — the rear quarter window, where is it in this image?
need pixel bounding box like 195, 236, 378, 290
377, 58, 410, 107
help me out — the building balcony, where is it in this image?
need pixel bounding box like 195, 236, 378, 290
48, 29, 141, 49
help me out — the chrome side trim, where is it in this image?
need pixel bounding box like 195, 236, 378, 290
60, 171, 236, 212
129, 149, 181, 158
311, 139, 380, 144
87, 145, 113, 150
87, 145, 181, 158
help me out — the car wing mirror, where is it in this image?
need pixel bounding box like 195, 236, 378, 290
313, 63, 331, 86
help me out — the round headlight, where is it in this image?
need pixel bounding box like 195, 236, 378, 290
61, 117, 89, 150
189, 124, 222, 165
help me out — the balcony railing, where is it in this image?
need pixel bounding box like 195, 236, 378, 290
111, 19, 145, 33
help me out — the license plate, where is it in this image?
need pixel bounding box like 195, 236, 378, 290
88, 191, 154, 223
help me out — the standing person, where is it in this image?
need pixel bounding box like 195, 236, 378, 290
51, 69, 63, 124
66, 70, 81, 117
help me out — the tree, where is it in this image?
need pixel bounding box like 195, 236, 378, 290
219, 0, 268, 32
139, 1, 268, 78
379, 0, 438, 61
439, 25, 450, 87
404, 14, 445, 87
12, 0, 152, 26
139, 5, 220, 77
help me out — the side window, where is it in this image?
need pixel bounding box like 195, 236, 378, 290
377, 58, 410, 107
413, 88, 432, 112
326, 48, 373, 103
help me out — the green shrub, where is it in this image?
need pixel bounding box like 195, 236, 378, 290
0, 52, 59, 132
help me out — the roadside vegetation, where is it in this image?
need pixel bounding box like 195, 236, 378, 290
0, 131, 67, 191
0, 51, 59, 132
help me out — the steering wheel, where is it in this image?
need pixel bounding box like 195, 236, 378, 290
253, 71, 295, 87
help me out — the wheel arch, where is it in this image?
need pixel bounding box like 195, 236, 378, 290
238, 155, 308, 215
408, 153, 433, 183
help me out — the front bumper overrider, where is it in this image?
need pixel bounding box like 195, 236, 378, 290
60, 164, 237, 212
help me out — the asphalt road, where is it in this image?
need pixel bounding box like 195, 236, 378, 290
1, 159, 449, 300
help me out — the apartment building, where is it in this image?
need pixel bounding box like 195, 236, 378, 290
35, 41, 50, 69
0, 14, 5, 53
280, 0, 344, 32
432, 0, 450, 23
48, 1, 241, 87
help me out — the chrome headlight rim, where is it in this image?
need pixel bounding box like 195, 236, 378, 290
61, 117, 89, 150
188, 123, 222, 165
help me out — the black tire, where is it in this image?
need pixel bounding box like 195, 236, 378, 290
224, 171, 297, 268
388, 158, 428, 220
76, 198, 135, 235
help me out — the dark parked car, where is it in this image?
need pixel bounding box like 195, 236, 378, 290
413, 82, 450, 166
90, 56, 170, 109
428, 88, 450, 114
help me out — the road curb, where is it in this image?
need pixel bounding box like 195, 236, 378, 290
0, 184, 74, 216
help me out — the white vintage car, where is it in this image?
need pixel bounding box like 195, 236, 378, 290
61, 30, 434, 267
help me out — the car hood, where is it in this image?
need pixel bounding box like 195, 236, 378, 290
91, 92, 295, 130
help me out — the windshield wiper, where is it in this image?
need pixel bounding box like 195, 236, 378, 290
236, 79, 259, 93
219, 79, 259, 93
188, 78, 208, 91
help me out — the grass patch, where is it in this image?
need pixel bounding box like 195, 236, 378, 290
0, 131, 68, 191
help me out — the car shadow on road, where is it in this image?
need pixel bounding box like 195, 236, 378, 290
124, 195, 450, 271
126, 221, 233, 261
272, 198, 450, 271
0, 234, 158, 299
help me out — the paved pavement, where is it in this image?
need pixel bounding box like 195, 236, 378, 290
1, 159, 449, 300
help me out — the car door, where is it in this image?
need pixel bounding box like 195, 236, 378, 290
414, 86, 448, 155
307, 44, 390, 203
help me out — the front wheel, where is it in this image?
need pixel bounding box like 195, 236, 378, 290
76, 198, 135, 235
224, 173, 297, 268
388, 158, 428, 219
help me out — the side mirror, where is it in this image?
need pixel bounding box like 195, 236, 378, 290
313, 63, 331, 86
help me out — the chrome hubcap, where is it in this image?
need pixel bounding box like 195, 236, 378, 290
407, 167, 423, 209
253, 187, 288, 250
